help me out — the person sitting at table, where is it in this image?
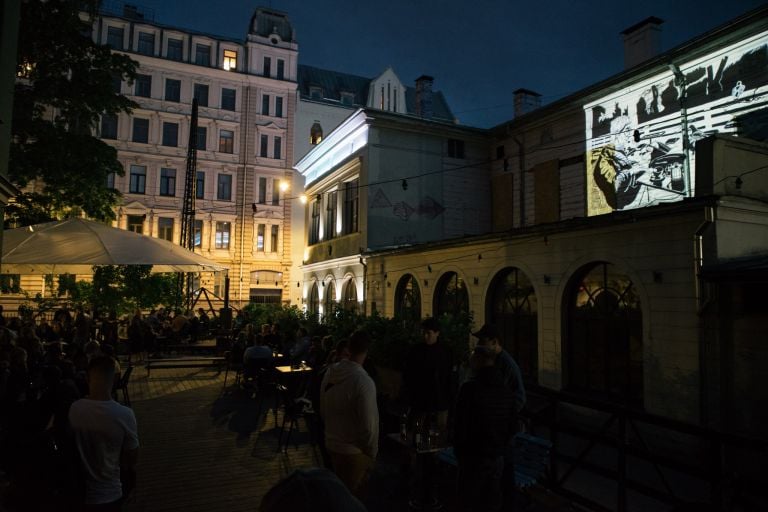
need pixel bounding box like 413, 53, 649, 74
319, 331, 378, 498
290, 327, 311, 364
454, 347, 518, 512
243, 335, 273, 363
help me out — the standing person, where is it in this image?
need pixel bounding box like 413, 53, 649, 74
402, 317, 453, 431
319, 330, 378, 498
69, 356, 139, 511
454, 347, 517, 512
127, 310, 145, 364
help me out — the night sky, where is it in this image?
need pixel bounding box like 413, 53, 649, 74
127, 0, 766, 128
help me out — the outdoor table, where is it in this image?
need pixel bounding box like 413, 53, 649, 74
275, 364, 312, 373
387, 432, 448, 510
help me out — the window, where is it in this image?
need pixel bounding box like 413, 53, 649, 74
132, 118, 149, 143
195, 44, 210, 66
137, 32, 155, 55
433, 272, 469, 318
217, 174, 232, 201
196, 127, 207, 150
341, 92, 354, 106
263, 56, 271, 77
487, 267, 538, 383
135, 74, 151, 98
106, 172, 116, 189
325, 190, 337, 240
162, 122, 178, 147
193, 83, 209, 107
215, 222, 230, 249
0, 275, 21, 294
272, 179, 280, 205
196, 171, 205, 199
101, 114, 118, 139
222, 49, 237, 71
127, 215, 144, 234
221, 88, 236, 111
270, 225, 279, 252
448, 138, 465, 159
129, 165, 146, 194
107, 26, 124, 50
275, 97, 283, 118
276, 59, 285, 80
167, 38, 183, 61
214, 272, 227, 296
258, 177, 267, 204
310, 86, 322, 100
309, 199, 320, 245
308, 282, 319, 319
566, 262, 643, 405
111, 75, 122, 94
193, 219, 203, 248
256, 224, 265, 251
310, 122, 323, 145
218, 129, 234, 153
158, 217, 174, 241
159, 168, 176, 196
343, 280, 359, 313
262, 94, 270, 115
260, 134, 268, 157
324, 280, 336, 319
165, 79, 181, 102
342, 179, 359, 235
273, 136, 282, 159
394, 274, 421, 320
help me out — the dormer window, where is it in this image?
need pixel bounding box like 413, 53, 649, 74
310, 122, 323, 145
222, 50, 237, 71
310, 86, 323, 100
340, 92, 354, 106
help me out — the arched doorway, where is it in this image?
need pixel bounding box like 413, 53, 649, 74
433, 272, 469, 318
394, 274, 421, 321
307, 281, 319, 320
565, 262, 643, 406
323, 279, 336, 321
342, 279, 359, 314
486, 267, 538, 383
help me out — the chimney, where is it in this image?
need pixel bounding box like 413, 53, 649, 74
415, 75, 434, 119
513, 88, 541, 118
621, 16, 663, 69
123, 4, 144, 20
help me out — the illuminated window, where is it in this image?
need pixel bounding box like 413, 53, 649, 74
159, 168, 176, 196
193, 219, 203, 248
310, 122, 323, 145
256, 224, 265, 251
165, 79, 181, 102
217, 174, 232, 201
196, 171, 205, 199
218, 129, 234, 153
325, 191, 337, 240
167, 38, 183, 61
433, 272, 468, 318
270, 225, 279, 252
132, 118, 149, 143
309, 199, 320, 245
137, 32, 155, 55
394, 274, 420, 320
127, 215, 144, 234
308, 282, 319, 318
195, 44, 211, 66
193, 83, 209, 107
221, 88, 236, 111
258, 177, 267, 204
222, 50, 237, 71
101, 114, 118, 139
342, 180, 358, 235
215, 222, 231, 249
129, 165, 146, 194
158, 217, 174, 241
135, 74, 151, 98
343, 280, 359, 313
324, 280, 336, 320
162, 122, 178, 147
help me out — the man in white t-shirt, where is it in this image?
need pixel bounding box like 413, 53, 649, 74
69, 356, 139, 510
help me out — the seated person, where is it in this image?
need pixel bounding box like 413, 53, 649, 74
243, 336, 273, 363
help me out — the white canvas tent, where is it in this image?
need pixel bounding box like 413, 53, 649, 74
1, 218, 227, 274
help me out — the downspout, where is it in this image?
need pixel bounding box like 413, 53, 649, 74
238, 82, 250, 307
360, 256, 367, 316
694, 205, 714, 427
513, 135, 526, 227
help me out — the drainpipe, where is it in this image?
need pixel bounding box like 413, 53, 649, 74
513, 135, 526, 227
359, 255, 367, 316
237, 82, 251, 307
694, 205, 714, 427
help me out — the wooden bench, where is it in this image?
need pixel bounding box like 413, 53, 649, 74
146, 356, 226, 376
437, 432, 552, 489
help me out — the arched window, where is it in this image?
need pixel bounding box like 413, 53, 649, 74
323, 279, 336, 321
307, 282, 319, 320
486, 268, 538, 383
342, 279, 359, 313
394, 274, 421, 321
433, 272, 469, 318
310, 121, 323, 145
566, 262, 643, 406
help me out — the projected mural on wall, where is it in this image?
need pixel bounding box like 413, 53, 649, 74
584, 30, 768, 215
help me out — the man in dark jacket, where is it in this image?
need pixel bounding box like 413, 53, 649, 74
454, 347, 517, 512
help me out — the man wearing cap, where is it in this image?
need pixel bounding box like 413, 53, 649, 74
473, 324, 525, 413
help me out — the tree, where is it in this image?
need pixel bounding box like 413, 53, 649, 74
9, 0, 138, 225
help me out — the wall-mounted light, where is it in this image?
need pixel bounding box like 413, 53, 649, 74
401, 179, 408, 191
279, 180, 289, 192
423, 279, 429, 287
478, 254, 482, 260
297, 282, 301, 288
299, 194, 308, 204
427, 265, 432, 273
473, 277, 479, 285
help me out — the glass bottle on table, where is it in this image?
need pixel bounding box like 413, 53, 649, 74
400, 409, 409, 442
413, 416, 422, 450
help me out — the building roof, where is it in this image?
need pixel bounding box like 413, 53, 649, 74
701, 254, 768, 282
298, 64, 455, 122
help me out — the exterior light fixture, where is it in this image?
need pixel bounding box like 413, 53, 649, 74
299, 194, 308, 204
279, 180, 289, 192
401, 179, 408, 191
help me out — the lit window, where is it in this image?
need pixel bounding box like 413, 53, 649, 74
215, 222, 231, 249
310, 122, 323, 145
218, 130, 234, 153
343, 179, 359, 235
158, 217, 174, 241
159, 168, 176, 196
222, 50, 237, 71
257, 224, 265, 251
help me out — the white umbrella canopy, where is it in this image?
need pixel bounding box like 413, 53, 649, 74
1, 218, 227, 274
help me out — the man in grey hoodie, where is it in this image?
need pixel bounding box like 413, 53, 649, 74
319, 330, 378, 498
